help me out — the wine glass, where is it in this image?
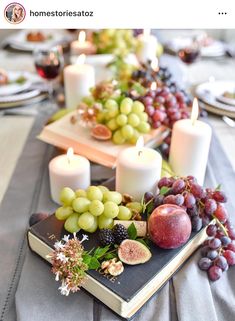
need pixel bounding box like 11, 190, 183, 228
178, 41, 200, 87
34, 46, 64, 105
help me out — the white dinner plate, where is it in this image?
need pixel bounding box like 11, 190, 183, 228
0, 71, 31, 96
6, 30, 73, 52
195, 80, 235, 118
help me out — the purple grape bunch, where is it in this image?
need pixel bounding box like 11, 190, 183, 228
144, 175, 235, 281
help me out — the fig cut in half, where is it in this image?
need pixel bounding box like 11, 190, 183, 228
91, 124, 112, 141
118, 239, 152, 265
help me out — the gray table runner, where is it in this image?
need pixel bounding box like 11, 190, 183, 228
0, 113, 235, 321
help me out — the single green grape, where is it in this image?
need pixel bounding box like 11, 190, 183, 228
98, 215, 114, 229
132, 101, 145, 113
75, 189, 87, 198
128, 113, 140, 127
117, 206, 132, 220
85, 216, 98, 233
116, 114, 128, 127
59, 187, 76, 206
103, 201, 119, 218
105, 99, 118, 110
138, 112, 148, 122
55, 206, 74, 221
89, 200, 104, 216
120, 98, 133, 115
107, 106, 119, 118
96, 112, 105, 123
72, 197, 91, 213
137, 121, 151, 133
103, 191, 122, 204
112, 130, 126, 145
126, 202, 143, 213
97, 185, 109, 194
64, 213, 80, 233
78, 212, 95, 230
107, 118, 118, 131
128, 129, 140, 144
87, 186, 103, 201
121, 124, 134, 139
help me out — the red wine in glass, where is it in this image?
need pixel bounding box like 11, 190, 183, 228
178, 47, 200, 64
35, 60, 61, 80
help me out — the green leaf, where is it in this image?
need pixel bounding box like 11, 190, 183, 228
127, 223, 137, 240
82, 253, 92, 266
160, 186, 171, 195
136, 238, 150, 249
104, 253, 117, 260
88, 257, 100, 270
93, 246, 110, 259
215, 184, 221, 191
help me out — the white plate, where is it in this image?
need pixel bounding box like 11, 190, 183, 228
195, 80, 235, 117
6, 30, 73, 52
0, 71, 31, 96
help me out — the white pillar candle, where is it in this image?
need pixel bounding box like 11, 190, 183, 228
137, 29, 158, 63
49, 148, 90, 204
169, 98, 212, 185
71, 31, 96, 56
64, 54, 95, 109
116, 137, 162, 201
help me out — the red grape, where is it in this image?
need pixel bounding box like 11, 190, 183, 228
207, 250, 218, 260
214, 204, 228, 223
208, 238, 221, 250
158, 177, 174, 188
198, 257, 212, 271
212, 191, 227, 203
223, 250, 235, 265
191, 216, 202, 232
226, 241, 235, 252
174, 194, 184, 206
214, 256, 228, 271
206, 224, 217, 237
190, 183, 205, 199
208, 266, 222, 281
184, 192, 196, 209
172, 179, 185, 194
204, 199, 217, 215
220, 236, 231, 246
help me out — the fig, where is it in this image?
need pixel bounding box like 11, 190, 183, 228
91, 124, 112, 141
118, 239, 152, 265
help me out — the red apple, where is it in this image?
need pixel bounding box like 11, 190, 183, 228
148, 204, 192, 249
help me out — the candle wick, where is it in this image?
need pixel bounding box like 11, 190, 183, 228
138, 150, 143, 156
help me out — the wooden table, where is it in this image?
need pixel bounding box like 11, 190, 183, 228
0, 51, 235, 204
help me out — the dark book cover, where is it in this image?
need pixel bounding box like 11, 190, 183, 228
28, 214, 204, 303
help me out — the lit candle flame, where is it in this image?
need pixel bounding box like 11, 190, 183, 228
151, 58, 158, 72
150, 82, 157, 91
67, 147, 74, 164
191, 98, 199, 125
136, 136, 144, 156
76, 54, 86, 65
143, 29, 151, 36
78, 31, 86, 43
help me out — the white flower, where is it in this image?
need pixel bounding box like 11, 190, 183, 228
58, 281, 70, 296
56, 252, 68, 263
62, 235, 70, 243
80, 234, 89, 243
55, 272, 60, 281
73, 232, 77, 240
54, 241, 64, 250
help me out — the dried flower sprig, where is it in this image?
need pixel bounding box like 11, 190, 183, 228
48, 233, 119, 296
48, 233, 89, 296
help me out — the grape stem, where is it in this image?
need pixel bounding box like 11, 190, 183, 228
212, 215, 229, 237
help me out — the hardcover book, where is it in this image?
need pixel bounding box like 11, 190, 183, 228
28, 214, 208, 319
38, 111, 168, 168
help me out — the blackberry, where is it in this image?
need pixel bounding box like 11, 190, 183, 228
99, 229, 115, 247
113, 224, 129, 245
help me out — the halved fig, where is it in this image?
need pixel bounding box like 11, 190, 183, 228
91, 124, 112, 141
118, 239, 151, 265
